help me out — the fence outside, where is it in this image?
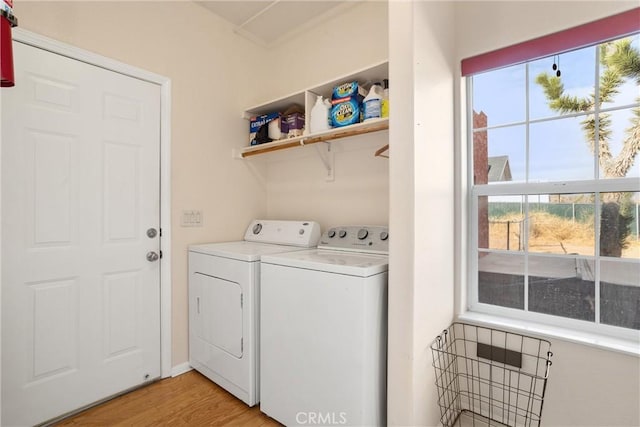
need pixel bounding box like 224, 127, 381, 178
489, 202, 640, 239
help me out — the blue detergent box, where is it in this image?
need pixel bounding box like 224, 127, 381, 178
332, 81, 367, 101
330, 81, 366, 127
330, 97, 361, 128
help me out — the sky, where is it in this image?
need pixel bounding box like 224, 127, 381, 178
472, 34, 640, 184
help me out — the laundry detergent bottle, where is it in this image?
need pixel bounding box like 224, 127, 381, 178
363, 82, 383, 121
310, 95, 331, 133
381, 79, 389, 118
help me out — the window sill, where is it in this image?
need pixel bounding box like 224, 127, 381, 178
457, 311, 640, 357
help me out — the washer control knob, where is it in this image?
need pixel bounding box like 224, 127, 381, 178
338, 230, 347, 238
357, 228, 369, 240
328, 229, 336, 238
252, 223, 262, 234
380, 231, 389, 241
299, 228, 305, 235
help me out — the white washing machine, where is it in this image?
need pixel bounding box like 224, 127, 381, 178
260, 225, 389, 427
188, 220, 321, 406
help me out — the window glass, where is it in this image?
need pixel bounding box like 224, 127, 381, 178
529, 116, 595, 182
478, 252, 524, 309
529, 45, 596, 120
473, 125, 526, 184
528, 255, 595, 322
599, 35, 640, 110
483, 195, 525, 251
600, 108, 640, 179
600, 259, 640, 329
473, 64, 526, 127
600, 191, 639, 259
528, 193, 595, 256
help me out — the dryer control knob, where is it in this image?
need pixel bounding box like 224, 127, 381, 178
252, 223, 262, 234
328, 229, 336, 238
380, 231, 389, 241
357, 228, 369, 240
299, 228, 305, 235
339, 230, 347, 238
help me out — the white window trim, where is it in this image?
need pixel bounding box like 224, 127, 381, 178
458, 311, 640, 357
462, 41, 640, 355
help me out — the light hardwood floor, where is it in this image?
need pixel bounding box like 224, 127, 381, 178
54, 370, 281, 426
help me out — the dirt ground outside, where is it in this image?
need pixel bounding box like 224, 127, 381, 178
487, 212, 640, 259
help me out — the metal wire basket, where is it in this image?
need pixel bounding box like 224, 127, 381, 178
430, 323, 553, 427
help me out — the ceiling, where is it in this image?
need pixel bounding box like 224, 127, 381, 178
197, 1, 358, 48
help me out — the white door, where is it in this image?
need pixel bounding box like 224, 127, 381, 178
1, 42, 161, 426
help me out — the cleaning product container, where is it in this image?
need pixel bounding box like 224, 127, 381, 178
310, 95, 330, 133
381, 79, 389, 118
363, 82, 383, 121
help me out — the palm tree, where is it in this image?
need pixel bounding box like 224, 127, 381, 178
536, 38, 640, 257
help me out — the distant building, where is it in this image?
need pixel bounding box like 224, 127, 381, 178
488, 155, 512, 182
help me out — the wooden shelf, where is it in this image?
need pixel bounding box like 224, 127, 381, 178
239, 60, 388, 160
239, 118, 389, 158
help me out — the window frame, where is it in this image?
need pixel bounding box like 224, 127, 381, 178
464, 32, 640, 346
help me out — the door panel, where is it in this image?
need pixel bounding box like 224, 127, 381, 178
194, 273, 243, 358
31, 279, 78, 381
2, 42, 161, 426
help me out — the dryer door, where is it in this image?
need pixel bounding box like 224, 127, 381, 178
193, 272, 243, 358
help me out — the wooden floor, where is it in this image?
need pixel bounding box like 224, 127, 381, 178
54, 370, 281, 426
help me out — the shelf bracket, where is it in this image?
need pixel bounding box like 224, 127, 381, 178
315, 142, 334, 182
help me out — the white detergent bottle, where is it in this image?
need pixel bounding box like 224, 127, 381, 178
363, 82, 383, 121
310, 95, 330, 133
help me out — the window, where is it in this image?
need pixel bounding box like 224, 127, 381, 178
466, 21, 640, 340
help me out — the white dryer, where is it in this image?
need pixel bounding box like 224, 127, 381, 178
188, 220, 321, 406
260, 225, 389, 427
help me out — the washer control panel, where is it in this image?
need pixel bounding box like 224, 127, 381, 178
244, 220, 321, 247
319, 225, 389, 254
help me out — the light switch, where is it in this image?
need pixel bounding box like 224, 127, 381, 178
181, 210, 203, 227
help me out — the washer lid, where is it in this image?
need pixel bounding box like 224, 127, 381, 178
261, 249, 389, 277
189, 241, 306, 262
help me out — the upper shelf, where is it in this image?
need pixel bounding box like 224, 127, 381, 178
243, 61, 388, 116
239, 60, 389, 159
239, 118, 389, 158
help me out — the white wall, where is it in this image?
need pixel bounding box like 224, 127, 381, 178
256, 1, 390, 230
13, 1, 269, 368
454, 2, 640, 426
388, 2, 456, 426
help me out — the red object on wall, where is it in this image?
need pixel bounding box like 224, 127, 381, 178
1, 13, 15, 87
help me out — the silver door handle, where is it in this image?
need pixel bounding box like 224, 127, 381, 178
146, 251, 159, 262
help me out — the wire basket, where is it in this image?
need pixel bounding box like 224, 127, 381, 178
430, 323, 553, 427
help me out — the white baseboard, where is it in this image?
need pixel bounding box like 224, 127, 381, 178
170, 362, 193, 377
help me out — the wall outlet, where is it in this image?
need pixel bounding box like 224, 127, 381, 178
181, 210, 203, 227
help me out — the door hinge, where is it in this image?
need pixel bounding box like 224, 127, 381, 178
241, 338, 243, 353
159, 250, 163, 259
159, 228, 162, 237
240, 294, 243, 308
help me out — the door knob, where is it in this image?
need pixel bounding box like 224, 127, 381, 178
146, 251, 159, 262
147, 228, 158, 238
